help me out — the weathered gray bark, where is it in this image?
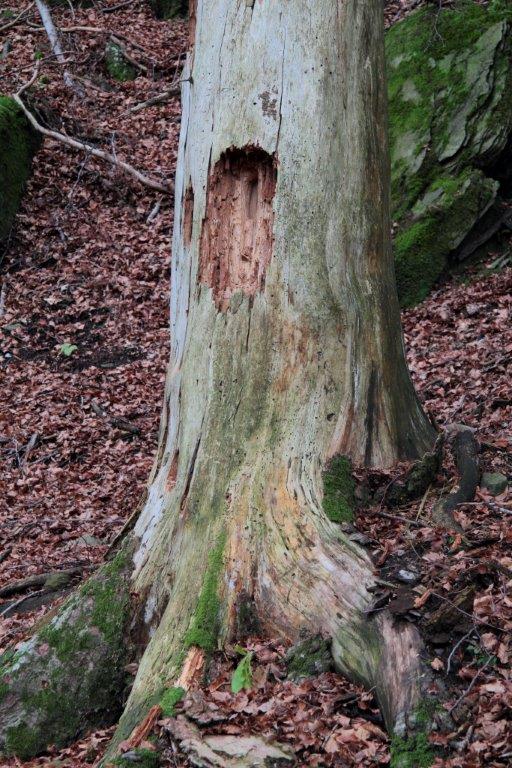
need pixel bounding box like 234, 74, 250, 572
0, 0, 437, 761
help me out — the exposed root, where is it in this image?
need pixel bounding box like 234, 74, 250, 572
433, 424, 480, 528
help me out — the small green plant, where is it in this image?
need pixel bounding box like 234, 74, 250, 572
34, 51, 44, 61
59, 343, 78, 357
231, 645, 253, 693
467, 642, 497, 668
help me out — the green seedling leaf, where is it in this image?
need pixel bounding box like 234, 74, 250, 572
231, 650, 253, 693
59, 343, 78, 357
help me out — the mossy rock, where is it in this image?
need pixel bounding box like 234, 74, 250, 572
149, 0, 188, 20
0, 550, 133, 760
105, 42, 137, 82
0, 95, 41, 243
386, 0, 512, 306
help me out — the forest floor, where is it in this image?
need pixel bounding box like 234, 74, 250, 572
0, 1, 510, 766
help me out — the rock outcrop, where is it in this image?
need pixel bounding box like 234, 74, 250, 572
387, 0, 512, 306
0, 96, 41, 244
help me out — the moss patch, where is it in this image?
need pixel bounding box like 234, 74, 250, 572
322, 456, 356, 524
0, 95, 41, 242
149, 0, 187, 19
386, 1, 512, 305
159, 686, 185, 716
390, 732, 434, 768
105, 42, 137, 82
5, 724, 41, 763
0, 549, 132, 759
113, 747, 160, 767
184, 533, 226, 652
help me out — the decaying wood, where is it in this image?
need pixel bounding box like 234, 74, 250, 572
163, 716, 295, 768
0, 1, 440, 760
176, 647, 205, 689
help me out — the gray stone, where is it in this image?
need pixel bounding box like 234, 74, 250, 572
396, 569, 420, 585
481, 472, 508, 496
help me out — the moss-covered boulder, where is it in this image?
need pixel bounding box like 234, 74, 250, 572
105, 41, 137, 82
0, 551, 132, 760
387, 0, 512, 306
149, 0, 188, 20
0, 96, 41, 243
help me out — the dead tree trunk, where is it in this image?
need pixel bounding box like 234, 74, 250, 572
0, 0, 437, 761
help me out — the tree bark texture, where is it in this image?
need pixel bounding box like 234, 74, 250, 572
0, 1, 437, 761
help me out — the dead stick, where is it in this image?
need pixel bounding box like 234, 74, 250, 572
34, 0, 77, 91
0, 2, 34, 33
130, 85, 181, 113
13, 94, 171, 194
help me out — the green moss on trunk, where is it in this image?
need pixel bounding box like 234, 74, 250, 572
322, 456, 356, 523
184, 533, 226, 652
0, 95, 41, 243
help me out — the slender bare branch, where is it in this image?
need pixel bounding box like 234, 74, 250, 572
34, 0, 77, 90
0, 2, 34, 33
13, 93, 172, 194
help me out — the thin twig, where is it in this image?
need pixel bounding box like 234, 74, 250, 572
101, 0, 136, 12
130, 85, 181, 113
0, 277, 8, 320
446, 629, 476, 675
448, 659, 491, 714
0, 2, 34, 33
371, 510, 425, 527
13, 92, 171, 194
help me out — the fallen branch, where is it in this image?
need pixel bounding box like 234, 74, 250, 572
130, 85, 181, 113
109, 35, 148, 74
0, 2, 34, 33
34, 0, 77, 91
91, 399, 141, 435
101, 0, 137, 12
13, 93, 171, 194
0, 566, 91, 599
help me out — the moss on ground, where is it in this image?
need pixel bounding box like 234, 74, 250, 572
391, 732, 434, 768
113, 747, 160, 767
0, 95, 41, 242
386, 0, 512, 306
105, 42, 137, 82
184, 533, 226, 652
390, 701, 439, 768
149, 0, 188, 19
322, 456, 356, 524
